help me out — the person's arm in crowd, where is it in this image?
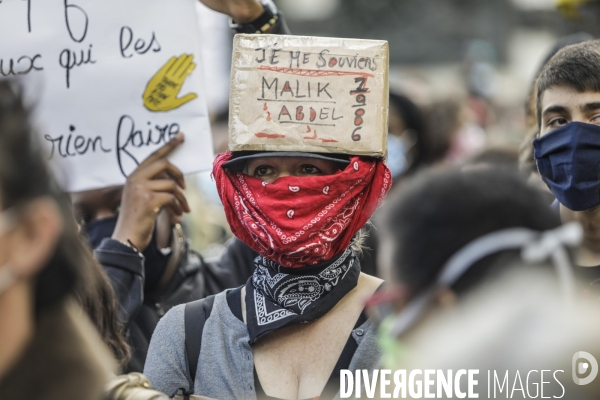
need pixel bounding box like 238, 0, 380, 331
199, 0, 291, 35
94, 239, 145, 326
199, 0, 265, 23
111, 133, 189, 252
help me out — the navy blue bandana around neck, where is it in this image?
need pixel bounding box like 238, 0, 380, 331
245, 248, 360, 344
533, 121, 600, 211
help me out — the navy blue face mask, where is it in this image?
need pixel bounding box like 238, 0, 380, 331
533, 121, 600, 211
84, 216, 172, 291
84, 215, 119, 249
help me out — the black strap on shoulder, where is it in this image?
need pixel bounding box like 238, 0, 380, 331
183, 295, 215, 394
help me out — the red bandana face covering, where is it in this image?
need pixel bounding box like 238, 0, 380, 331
213, 152, 392, 267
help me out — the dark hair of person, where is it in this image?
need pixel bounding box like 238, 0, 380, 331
0, 81, 82, 314
388, 92, 451, 177
519, 33, 594, 174
421, 99, 459, 163
380, 167, 561, 298
535, 39, 600, 128
72, 241, 131, 369
467, 147, 519, 169
526, 33, 594, 126
0, 82, 131, 367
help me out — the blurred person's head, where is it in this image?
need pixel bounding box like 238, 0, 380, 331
430, 99, 489, 164
420, 98, 488, 166
398, 269, 600, 399
373, 168, 578, 375
466, 147, 520, 170
387, 92, 428, 179
0, 82, 82, 378
421, 99, 458, 165
379, 167, 562, 294
469, 147, 556, 206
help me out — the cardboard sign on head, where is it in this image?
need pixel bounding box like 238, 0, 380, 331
0, 0, 213, 192
229, 34, 389, 157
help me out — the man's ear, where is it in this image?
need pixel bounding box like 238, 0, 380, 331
8, 197, 63, 279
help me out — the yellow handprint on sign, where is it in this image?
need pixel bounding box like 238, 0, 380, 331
143, 54, 198, 112
556, 0, 594, 18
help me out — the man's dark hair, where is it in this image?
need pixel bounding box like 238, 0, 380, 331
380, 167, 561, 298
535, 39, 600, 128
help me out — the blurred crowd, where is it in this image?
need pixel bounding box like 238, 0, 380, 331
2, 1, 600, 400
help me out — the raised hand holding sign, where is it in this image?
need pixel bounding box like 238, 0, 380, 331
112, 133, 190, 252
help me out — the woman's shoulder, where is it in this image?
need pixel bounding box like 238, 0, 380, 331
155, 288, 242, 338
357, 272, 384, 296
359, 272, 384, 285
144, 289, 247, 396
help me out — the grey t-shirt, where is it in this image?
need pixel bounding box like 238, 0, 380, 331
144, 289, 381, 399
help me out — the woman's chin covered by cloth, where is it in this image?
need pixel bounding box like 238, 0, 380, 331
213, 151, 391, 268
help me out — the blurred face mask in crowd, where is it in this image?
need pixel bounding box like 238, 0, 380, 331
534, 122, 600, 211
387, 133, 416, 179
0, 208, 16, 296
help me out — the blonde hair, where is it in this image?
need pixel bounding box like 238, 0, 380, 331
350, 222, 372, 256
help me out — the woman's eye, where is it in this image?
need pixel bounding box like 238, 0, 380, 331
548, 117, 568, 128
253, 165, 274, 176
592, 115, 600, 123
300, 165, 322, 175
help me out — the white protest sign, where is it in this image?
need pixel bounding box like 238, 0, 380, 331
229, 34, 388, 157
0, 0, 213, 192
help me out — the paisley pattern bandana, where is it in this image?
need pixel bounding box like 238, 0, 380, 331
213, 152, 391, 267
245, 249, 360, 343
